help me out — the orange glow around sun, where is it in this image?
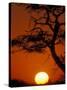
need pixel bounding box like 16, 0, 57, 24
34, 72, 49, 85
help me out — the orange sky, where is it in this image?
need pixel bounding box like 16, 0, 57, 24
10, 3, 65, 85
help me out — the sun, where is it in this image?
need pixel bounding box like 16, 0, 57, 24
34, 72, 49, 85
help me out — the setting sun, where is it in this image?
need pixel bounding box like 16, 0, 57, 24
34, 72, 49, 85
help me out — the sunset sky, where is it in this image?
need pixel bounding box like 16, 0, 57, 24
10, 3, 65, 86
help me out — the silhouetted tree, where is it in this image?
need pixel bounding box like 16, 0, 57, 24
11, 4, 65, 73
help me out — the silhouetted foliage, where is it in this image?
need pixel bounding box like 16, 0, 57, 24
11, 4, 65, 73
9, 80, 31, 87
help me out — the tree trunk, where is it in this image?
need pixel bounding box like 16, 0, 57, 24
49, 45, 65, 73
